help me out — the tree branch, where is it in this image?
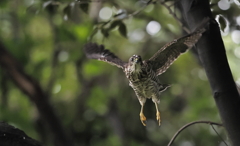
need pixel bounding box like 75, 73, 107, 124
167, 121, 222, 146
0, 122, 42, 146
160, 0, 191, 33
0, 41, 73, 146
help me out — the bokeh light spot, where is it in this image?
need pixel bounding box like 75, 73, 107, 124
237, 78, 240, 85
198, 69, 208, 81
58, 51, 69, 62
218, 0, 231, 10
231, 30, 240, 44
129, 29, 145, 42
234, 47, 240, 59
99, 7, 112, 20
53, 84, 61, 94
180, 141, 194, 146
146, 21, 161, 35
236, 16, 240, 25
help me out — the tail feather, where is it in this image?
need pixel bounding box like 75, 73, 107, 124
159, 84, 171, 92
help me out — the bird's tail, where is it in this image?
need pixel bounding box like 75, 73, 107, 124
159, 84, 171, 92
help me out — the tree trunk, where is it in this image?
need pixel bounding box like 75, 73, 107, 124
177, 0, 240, 145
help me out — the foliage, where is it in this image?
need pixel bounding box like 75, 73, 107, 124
0, 0, 239, 145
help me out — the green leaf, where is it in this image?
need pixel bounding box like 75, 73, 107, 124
42, 1, 52, 9
26, 4, 40, 14
101, 28, 109, 38
43, 1, 59, 15
89, 28, 98, 41
118, 22, 127, 38
79, 3, 89, 13
108, 20, 122, 31
63, 5, 71, 20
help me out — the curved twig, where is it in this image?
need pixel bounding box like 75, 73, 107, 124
211, 124, 228, 146
159, 0, 191, 34
167, 121, 223, 146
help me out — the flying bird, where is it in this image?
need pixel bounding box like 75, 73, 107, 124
84, 27, 206, 126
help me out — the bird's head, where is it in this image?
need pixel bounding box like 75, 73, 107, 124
128, 55, 143, 72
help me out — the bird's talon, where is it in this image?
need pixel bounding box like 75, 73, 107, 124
140, 113, 147, 126
141, 120, 146, 126
156, 111, 161, 126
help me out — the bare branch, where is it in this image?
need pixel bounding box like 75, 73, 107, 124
210, 124, 228, 146
159, 0, 191, 33
167, 121, 222, 146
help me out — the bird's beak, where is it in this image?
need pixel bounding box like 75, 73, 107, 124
135, 58, 140, 63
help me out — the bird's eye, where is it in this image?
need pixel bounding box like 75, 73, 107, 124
131, 57, 134, 62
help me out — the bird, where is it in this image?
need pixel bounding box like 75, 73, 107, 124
84, 27, 206, 126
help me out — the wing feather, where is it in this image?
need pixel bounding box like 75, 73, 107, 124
146, 27, 206, 75
84, 43, 127, 69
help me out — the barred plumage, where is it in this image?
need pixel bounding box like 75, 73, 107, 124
84, 21, 207, 126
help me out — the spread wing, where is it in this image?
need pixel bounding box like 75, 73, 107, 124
145, 27, 206, 76
84, 43, 127, 69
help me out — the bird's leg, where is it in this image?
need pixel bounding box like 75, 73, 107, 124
140, 104, 147, 126
154, 102, 161, 126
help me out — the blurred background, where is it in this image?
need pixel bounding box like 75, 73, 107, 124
0, 0, 240, 146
